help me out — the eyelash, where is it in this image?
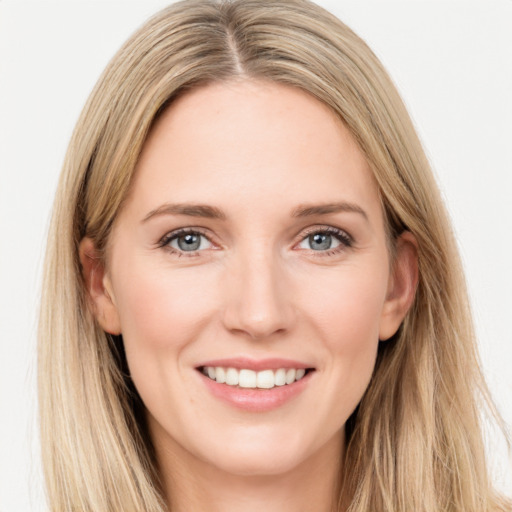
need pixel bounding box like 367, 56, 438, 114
300, 226, 353, 256
158, 226, 354, 258
158, 228, 212, 258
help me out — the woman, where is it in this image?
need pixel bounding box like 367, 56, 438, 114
38, 0, 511, 510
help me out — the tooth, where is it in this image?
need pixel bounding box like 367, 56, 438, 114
239, 369, 257, 388
207, 366, 308, 388
256, 369, 275, 389
274, 368, 286, 386
215, 367, 226, 384
285, 368, 296, 385
225, 367, 239, 386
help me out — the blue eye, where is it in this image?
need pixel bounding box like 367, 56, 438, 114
297, 228, 352, 253
162, 230, 213, 254
303, 232, 340, 251
159, 226, 352, 257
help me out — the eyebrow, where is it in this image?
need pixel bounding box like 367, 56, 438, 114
141, 201, 368, 223
142, 203, 226, 223
291, 202, 368, 221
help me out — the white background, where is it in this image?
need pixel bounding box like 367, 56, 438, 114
1, 1, 511, 510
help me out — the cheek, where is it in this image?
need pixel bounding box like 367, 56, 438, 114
113, 263, 215, 351
300, 263, 388, 408
301, 262, 389, 348
109, 260, 221, 415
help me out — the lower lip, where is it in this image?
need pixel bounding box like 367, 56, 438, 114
198, 371, 314, 412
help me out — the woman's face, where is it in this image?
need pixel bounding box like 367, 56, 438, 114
83, 80, 415, 478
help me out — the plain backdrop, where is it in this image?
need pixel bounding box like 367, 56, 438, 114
1, 1, 511, 510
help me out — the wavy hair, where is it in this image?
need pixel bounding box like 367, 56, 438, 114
38, 0, 511, 510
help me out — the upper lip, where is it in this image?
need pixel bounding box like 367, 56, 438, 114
196, 357, 314, 372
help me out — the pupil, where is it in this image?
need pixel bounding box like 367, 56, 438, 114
178, 234, 200, 251
310, 233, 331, 250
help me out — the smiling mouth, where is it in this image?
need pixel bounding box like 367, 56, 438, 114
198, 366, 315, 389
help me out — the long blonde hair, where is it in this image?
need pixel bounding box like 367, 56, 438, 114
38, 1, 511, 510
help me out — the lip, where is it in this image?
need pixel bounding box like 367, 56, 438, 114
196, 358, 315, 412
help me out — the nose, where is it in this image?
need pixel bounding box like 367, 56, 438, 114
221, 245, 296, 340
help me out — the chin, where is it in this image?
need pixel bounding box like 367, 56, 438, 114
195, 427, 322, 477
206, 446, 306, 477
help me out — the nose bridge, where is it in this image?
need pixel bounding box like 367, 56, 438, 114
221, 239, 294, 340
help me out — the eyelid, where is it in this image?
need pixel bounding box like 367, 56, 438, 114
158, 227, 217, 256
157, 224, 354, 258
293, 225, 354, 255
298, 225, 352, 241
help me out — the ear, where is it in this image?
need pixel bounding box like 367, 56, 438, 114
379, 231, 418, 341
79, 237, 121, 335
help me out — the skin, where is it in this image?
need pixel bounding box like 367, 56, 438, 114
80, 80, 417, 512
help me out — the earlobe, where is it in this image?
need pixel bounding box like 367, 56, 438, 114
379, 231, 418, 341
79, 237, 121, 335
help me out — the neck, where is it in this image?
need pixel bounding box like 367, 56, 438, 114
154, 430, 344, 512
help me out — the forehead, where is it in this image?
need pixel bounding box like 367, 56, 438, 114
126, 79, 382, 224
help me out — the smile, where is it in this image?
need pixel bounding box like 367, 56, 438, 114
200, 366, 310, 389
196, 358, 316, 411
